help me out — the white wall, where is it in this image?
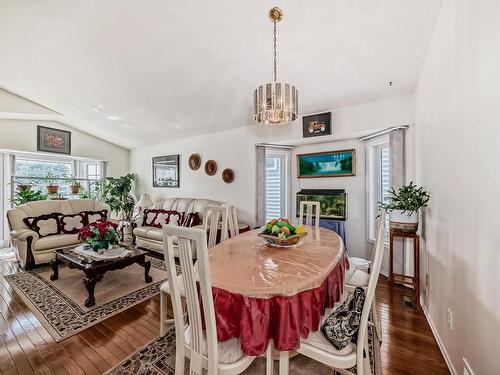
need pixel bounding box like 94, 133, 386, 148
414, 0, 500, 373
131, 96, 414, 260
0, 119, 129, 176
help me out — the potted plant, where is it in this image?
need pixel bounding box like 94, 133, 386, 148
13, 178, 33, 192
378, 182, 430, 233
68, 176, 83, 195
96, 173, 136, 221
78, 220, 120, 251
44, 172, 59, 194
10, 189, 47, 206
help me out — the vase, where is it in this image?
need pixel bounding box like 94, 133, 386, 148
389, 210, 419, 233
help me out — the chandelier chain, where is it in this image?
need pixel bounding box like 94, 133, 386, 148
273, 20, 277, 82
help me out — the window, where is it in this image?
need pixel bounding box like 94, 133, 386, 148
265, 151, 289, 220
85, 163, 100, 180
15, 158, 72, 178
366, 137, 390, 242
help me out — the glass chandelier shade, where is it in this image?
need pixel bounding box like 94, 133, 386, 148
254, 7, 298, 125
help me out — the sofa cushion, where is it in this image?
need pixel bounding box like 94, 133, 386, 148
23, 212, 61, 237
142, 209, 182, 228
33, 233, 80, 251
84, 210, 108, 224
60, 213, 86, 234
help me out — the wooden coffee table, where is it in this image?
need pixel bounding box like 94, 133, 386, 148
50, 246, 153, 307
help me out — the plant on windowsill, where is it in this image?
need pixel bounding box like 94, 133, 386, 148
43, 172, 60, 194
68, 176, 83, 195
378, 181, 430, 233
13, 177, 34, 192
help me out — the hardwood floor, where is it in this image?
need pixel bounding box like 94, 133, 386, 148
0, 255, 449, 374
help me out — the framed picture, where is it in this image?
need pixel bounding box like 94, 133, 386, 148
153, 155, 180, 187
297, 149, 356, 178
302, 112, 332, 138
37, 126, 71, 154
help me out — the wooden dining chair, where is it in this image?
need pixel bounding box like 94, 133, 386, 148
163, 225, 255, 375
299, 201, 321, 227
296, 212, 386, 375
222, 204, 239, 238
204, 205, 229, 248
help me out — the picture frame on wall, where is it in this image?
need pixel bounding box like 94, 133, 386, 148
37, 125, 71, 154
297, 149, 356, 178
153, 155, 180, 187
302, 112, 332, 138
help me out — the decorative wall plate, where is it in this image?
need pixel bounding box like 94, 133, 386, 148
188, 154, 201, 170
205, 160, 217, 176
222, 168, 234, 183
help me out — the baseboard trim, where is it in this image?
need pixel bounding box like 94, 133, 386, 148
420, 297, 457, 375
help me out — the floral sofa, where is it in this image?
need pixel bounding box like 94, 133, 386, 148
7, 199, 110, 269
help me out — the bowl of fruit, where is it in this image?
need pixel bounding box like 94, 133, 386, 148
258, 218, 307, 248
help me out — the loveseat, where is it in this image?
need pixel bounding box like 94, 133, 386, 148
133, 197, 222, 256
7, 199, 110, 269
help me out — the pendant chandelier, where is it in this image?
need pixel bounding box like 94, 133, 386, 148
254, 7, 298, 125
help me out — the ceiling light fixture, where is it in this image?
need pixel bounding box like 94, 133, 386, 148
254, 7, 298, 125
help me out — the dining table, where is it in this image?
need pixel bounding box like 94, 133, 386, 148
208, 225, 347, 374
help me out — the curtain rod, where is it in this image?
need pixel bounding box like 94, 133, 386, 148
255, 143, 294, 149
358, 125, 409, 141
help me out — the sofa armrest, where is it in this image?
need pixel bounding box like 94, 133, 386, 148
10, 229, 39, 242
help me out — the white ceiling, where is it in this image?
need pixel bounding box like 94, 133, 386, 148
0, 1, 441, 149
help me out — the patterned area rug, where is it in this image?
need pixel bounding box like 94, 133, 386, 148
106, 325, 381, 375
5, 256, 173, 342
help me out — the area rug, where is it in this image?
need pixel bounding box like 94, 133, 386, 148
5, 256, 172, 342
105, 325, 381, 375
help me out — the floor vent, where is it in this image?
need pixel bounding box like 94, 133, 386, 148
402, 295, 416, 309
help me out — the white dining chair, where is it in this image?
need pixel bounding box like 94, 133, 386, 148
222, 204, 239, 238
160, 205, 231, 335
204, 205, 229, 248
295, 212, 386, 375
162, 225, 255, 375
299, 201, 321, 227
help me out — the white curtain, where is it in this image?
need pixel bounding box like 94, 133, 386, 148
255, 146, 266, 227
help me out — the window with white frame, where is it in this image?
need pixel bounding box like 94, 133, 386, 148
83, 162, 101, 180
15, 158, 73, 178
265, 150, 289, 220
366, 137, 390, 242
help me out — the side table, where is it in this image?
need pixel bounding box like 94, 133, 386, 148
389, 229, 420, 310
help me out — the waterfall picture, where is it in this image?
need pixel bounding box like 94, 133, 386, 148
297, 149, 355, 178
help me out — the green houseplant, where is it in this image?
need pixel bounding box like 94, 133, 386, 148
96, 173, 136, 221
68, 176, 83, 195
378, 181, 430, 232
11, 189, 47, 206
44, 172, 60, 194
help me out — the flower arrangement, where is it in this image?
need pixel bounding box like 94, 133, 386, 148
78, 220, 120, 251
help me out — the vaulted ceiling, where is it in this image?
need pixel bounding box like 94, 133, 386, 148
0, 0, 442, 149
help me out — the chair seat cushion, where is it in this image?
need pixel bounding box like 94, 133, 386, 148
160, 276, 185, 296
184, 325, 244, 364
301, 330, 355, 356
348, 257, 371, 270
347, 269, 370, 288
33, 234, 80, 251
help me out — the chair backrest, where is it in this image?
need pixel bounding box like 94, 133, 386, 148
163, 225, 218, 375
355, 212, 385, 368
299, 201, 321, 227
223, 204, 239, 238
203, 205, 229, 248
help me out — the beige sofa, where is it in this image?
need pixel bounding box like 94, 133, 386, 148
7, 199, 110, 269
133, 197, 222, 255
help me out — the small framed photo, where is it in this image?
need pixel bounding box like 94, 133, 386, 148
153, 155, 180, 187
302, 112, 332, 138
37, 126, 71, 154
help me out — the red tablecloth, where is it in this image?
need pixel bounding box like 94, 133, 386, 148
211, 253, 348, 356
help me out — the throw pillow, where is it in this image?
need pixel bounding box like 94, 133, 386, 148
23, 212, 61, 238
320, 287, 366, 350
60, 213, 86, 234
84, 210, 108, 224
142, 209, 182, 228
182, 212, 201, 227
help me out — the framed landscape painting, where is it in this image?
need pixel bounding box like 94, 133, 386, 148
37, 126, 71, 154
153, 155, 180, 187
297, 149, 356, 178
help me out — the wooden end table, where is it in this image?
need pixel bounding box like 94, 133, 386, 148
389, 229, 420, 310
50, 246, 152, 307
